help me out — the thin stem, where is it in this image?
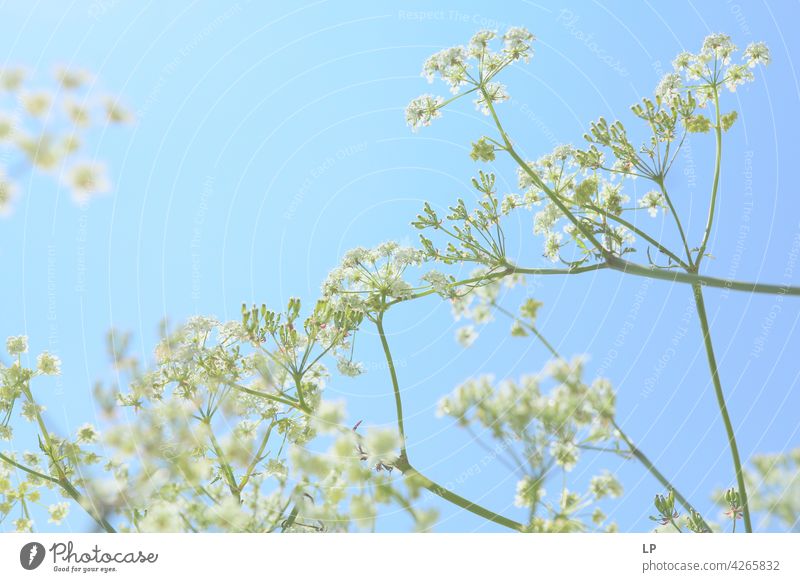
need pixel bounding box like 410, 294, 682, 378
481, 87, 608, 256
611, 419, 711, 532
655, 177, 693, 265
375, 308, 407, 458
394, 456, 524, 531
605, 256, 800, 296
692, 283, 751, 532
0, 452, 60, 484
491, 301, 560, 359
696, 89, 723, 267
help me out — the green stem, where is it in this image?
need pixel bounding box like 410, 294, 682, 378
605, 256, 800, 296
375, 308, 407, 458
482, 87, 608, 256
0, 452, 61, 485
691, 283, 751, 532
491, 302, 560, 358
696, 90, 723, 267
655, 177, 693, 266
611, 419, 711, 532
394, 456, 524, 532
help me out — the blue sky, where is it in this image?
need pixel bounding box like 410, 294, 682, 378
1, 0, 799, 532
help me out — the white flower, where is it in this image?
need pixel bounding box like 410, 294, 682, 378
503, 27, 536, 63
0, 67, 26, 91
336, 357, 364, 377
550, 439, 579, 471
6, 335, 28, 355
655, 73, 682, 105
474, 82, 508, 115
543, 231, 563, 262
456, 325, 478, 348
364, 427, 400, 465
744, 41, 770, 68
37, 352, 62, 375
48, 502, 70, 525
54, 66, 91, 89
63, 161, 111, 203
20, 91, 52, 117
405, 94, 444, 131
422, 46, 469, 92
0, 175, 17, 216
639, 190, 665, 217
76, 423, 99, 443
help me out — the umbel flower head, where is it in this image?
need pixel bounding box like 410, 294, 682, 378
406, 27, 535, 131
322, 241, 426, 313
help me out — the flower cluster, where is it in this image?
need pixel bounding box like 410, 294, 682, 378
437, 357, 622, 531
406, 27, 535, 130
322, 241, 427, 313
0, 65, 130, 214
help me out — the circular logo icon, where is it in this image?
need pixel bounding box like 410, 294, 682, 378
20, 542, 46, 570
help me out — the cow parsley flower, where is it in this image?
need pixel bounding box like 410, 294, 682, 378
550, 439, 579, 471
422, 46, 470, 92
655, 73, 682, 105
543, 231, 563, 262
456, 325, 478, 348
336, 357, 364, 377
503, 27, 536, 62
48, 502, 70, 525
639, 190, 666, 217
0, 67, 26, 91
37, 351, 62, 375
0, 176, 17, 216
474, 82, 508, 115
6, 335, 28, 355
63, 161, 111, 203
405, 94, 444, 131
701, 33, 736, 65
76, 423, 99, 443
20, 91, 53, 117
744, 41, 770, 68
55, 66, 91, 90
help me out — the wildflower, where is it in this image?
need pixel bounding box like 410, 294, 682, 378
6, 335, 28, 355
20, 91, 53, 117
724, 64, 754, 92
36, 352, 62, 375
14, 517, 33, 532
550, 439, 579, 471
655, 73, 682, 105
744, 41, 770, 67
543, 231, 563, 262
468, 30, 496, 57
0, 176, 17, 216
48, 502, 70, 525
701, 33, 736, 65
474, 82, 508, 116
639, 190, 665, 217
103, 97, 133, 124
65, 100, 91, 126
590, 471, 623, 499
63, 162, 111, 203
54, 66, 91, 89
363, 427, 400, 466
76, 423, 99, 443
0, 67, 26, 91
0, 113, 16, 141
456, 325, 478, 348
336, 357, 364, 377
503, 27, 536, 62
405, 94, 444, 131
422, 46, 469, 92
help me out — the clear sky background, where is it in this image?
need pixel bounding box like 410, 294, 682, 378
1, 0, 799, 532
